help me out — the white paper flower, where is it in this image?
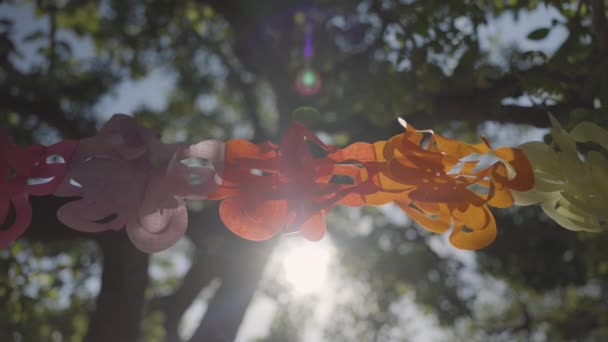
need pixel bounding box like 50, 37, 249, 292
513, 115, 608, 232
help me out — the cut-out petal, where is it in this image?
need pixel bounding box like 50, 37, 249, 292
127, 200, 189, 253
219, 197, 288, 241
449, 206, 496, 250
297, 212, 327, 241
569, 121, 608, 150
0, 194, 31, 248
57, 198, 126, 232
396, 200, 452, 234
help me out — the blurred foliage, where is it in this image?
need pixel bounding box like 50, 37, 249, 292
256, 301, 312, 342
0, 240, 99, 341
0, 0, 607, 341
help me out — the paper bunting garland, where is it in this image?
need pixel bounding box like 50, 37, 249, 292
2, 113, 604, 253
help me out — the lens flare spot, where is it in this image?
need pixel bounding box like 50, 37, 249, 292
295, 68, 322, 96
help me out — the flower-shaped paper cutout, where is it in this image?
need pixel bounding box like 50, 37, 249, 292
513, 115, 607, 232
368, 118, 534, 250
210, 122, 377, 241
1, 129, 76, 248
54, 114, 224, 253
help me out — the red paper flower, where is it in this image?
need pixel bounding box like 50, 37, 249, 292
54, 114, 224, 253
210, 122, 377, 241
1, 129, 76, 248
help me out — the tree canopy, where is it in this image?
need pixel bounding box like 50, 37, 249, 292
1, 0, 607, 341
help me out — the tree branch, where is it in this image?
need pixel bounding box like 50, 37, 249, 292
315, 101, 570, 147
591, 0, 608, 57
409, 71, 574, 130
146, 206, 259, 342
47, 4, 57, 77
189, 30, 270, 141
0, 88, 95, 139
148, 259, 216, 342
425, 96, 573, 128
188, 239, 275, 342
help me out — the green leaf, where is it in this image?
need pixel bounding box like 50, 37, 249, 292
527, 27, 550, 40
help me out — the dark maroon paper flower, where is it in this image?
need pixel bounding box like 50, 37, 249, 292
1, 129, 76, 248
54, 114, 224, 253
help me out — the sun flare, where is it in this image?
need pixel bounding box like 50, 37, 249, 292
281, 240, 332, 295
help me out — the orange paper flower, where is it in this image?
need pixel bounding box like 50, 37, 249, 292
368, 119, 534, 250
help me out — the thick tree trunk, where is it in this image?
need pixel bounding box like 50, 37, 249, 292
84, 233, 150, 342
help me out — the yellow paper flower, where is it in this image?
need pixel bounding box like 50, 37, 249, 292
513, 115, 608, 232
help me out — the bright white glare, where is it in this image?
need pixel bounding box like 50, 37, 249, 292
281, 241, 332, 295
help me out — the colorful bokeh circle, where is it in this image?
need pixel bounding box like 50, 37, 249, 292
295, 68, 322, 96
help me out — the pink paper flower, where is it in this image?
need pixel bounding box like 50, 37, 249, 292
54, 114, 224, 253
1, 129, 76, 248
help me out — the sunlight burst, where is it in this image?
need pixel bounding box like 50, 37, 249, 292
281, 240, 332, 295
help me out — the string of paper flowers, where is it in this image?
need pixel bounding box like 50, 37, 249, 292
1, 114, 605, 253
